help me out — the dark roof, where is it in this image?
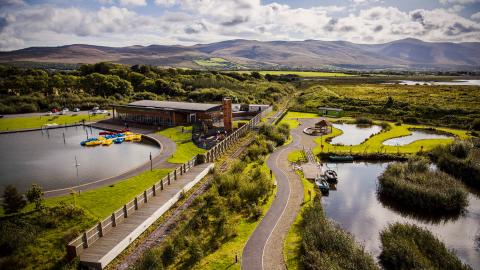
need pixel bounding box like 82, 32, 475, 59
123, 100, 222, 112
315, 118, 332, 127
318, 107, 342, 111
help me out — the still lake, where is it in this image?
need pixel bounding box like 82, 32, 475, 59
0, 126, 160, 193
321, 162, 480, 268
331, 123, 382, 145
383, 130, 452, 146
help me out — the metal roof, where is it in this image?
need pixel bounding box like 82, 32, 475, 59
125, 100, 222, 112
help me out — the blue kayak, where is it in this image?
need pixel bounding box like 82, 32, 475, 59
113, 138, 124, 144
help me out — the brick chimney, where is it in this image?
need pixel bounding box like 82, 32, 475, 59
223, 97, 233, 133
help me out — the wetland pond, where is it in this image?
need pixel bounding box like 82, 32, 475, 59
0, 126, 160, 193
321, 162, 480, 268
331, 123, 382, 145
383, 130, 453, 146
384, 79, 480, 86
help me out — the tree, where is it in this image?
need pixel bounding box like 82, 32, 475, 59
385, 96, 394, 108
26, 184, 44, 210
2, 185, 26, 214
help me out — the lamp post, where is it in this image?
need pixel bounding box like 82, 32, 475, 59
150, 152, 153, 171
75, 156, 81, 195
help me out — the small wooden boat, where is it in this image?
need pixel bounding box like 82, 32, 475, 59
329, 155, 354, 162
102, 139, 113, 146
324, 170, 338, 183
113, 138, 124, 144
315, 177, 330, 194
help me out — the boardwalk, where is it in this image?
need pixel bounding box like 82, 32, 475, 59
78, 163, 213, 269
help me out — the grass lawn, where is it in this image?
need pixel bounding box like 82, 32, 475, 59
157, 126, 206, 164
0, 114, 108, 131
236, 71, 355, 77
284, 171, 316, 270
312, 121, 470, 156
193, 158, 276, 270
46, 169, 172, 218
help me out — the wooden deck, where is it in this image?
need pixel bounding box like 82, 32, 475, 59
79, 163, 214, 269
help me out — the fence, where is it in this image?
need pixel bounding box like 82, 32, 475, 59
66, 105, 272, 259
204, 106, 272, 162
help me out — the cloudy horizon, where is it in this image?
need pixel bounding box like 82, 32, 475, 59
0, 0, 479, 51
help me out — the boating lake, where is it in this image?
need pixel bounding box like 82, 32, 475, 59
331, 123, 382, 145
321, 162, 480, 268
0, 126, 160, 193
383, 130, 452, 146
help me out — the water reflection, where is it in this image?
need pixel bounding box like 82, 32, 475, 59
321, 162, 480, 268
383, 80, 480, 86
0, 127, 160, 193
331, 123, 382, 146
383, 130, 452, 146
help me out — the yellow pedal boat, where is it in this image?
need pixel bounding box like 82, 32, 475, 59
86, 140, 102, 146
102, 139, 113, 146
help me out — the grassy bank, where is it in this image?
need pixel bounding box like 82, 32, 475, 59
378, 158, 468, 215
379, 223, 471, 270
283, 171, 316, 270
0, 114, 108, 131
299, 199, 379, 270
0, 168, 171, 268
430, 140, 480, 189
157, 126, 206, 164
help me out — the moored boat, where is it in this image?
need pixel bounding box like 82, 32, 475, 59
102, 139, 113, 146
113, 138, 124, 144
85, 140, 102, 146
315, 177, 330, 194
329, 155, 354, 162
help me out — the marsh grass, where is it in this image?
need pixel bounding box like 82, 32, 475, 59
378, 158, 468, 214
379, 223, 471, 270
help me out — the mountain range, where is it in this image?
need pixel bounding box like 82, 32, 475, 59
1, 38, 479, 71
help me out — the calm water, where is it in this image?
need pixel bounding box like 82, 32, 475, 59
321, 162, 480, 268
383, 130, 452, 146
0, 127, 160, 193
385, 80, 480, 86
331, 123, 382, 145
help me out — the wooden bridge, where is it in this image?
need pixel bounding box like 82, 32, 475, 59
302, 148, 322, 180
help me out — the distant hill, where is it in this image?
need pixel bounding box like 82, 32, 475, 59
1, 38, 479, 71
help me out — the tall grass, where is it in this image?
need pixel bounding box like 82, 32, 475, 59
300, 199, 379, 270
430, 140, 480, 189
378, 157, 468, 214
379, 223, 471, 270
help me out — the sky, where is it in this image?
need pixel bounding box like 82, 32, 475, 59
0, 0, 479, 51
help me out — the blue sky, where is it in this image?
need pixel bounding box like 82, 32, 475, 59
1, 0, 479, 50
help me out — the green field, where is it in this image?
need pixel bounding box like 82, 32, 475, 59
0, 114, 109, 131
157, 126, 206, 164
237, 70, 355, 77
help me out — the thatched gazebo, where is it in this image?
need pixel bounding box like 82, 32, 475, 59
315, 118, 333, 133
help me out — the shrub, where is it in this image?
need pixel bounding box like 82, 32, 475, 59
355, 117, 373, 125
26, 183, 44, 210
300, 200, 379, 270
449, 140, 473, 159
136, 249, 164, 270
378, 158, 468, 214
379, 223, 470, 270
2, 185, 26, 214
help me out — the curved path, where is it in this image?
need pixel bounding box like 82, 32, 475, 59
242, 118, 317, 270
44, 122, 177, 198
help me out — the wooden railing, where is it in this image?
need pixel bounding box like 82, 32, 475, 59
66, 157, 197, 259
66, 106, 273, 259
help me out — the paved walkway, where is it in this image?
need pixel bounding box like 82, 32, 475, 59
242, 117, 319, 270
80, 163, 213, 269
44, 122, 177, 197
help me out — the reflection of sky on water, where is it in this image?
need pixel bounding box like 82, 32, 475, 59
0, 127, 160, 192
383, 130, 452, 146
331, 124, 382, 146
321, 162, 480, 268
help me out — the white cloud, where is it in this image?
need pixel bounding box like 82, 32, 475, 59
472, 12, 480, 21
439, 0, 480, 4
0, 1, 479, 51
119, 0, 147, 6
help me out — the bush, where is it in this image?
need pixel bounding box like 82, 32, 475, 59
2, 185, 26, 214
379, 223, 470, 270
300, 200, 379, 270
26, 184, 44, 210
449, 140, 473, 159
355, 117, 373, 125
378, 158, 468, 214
